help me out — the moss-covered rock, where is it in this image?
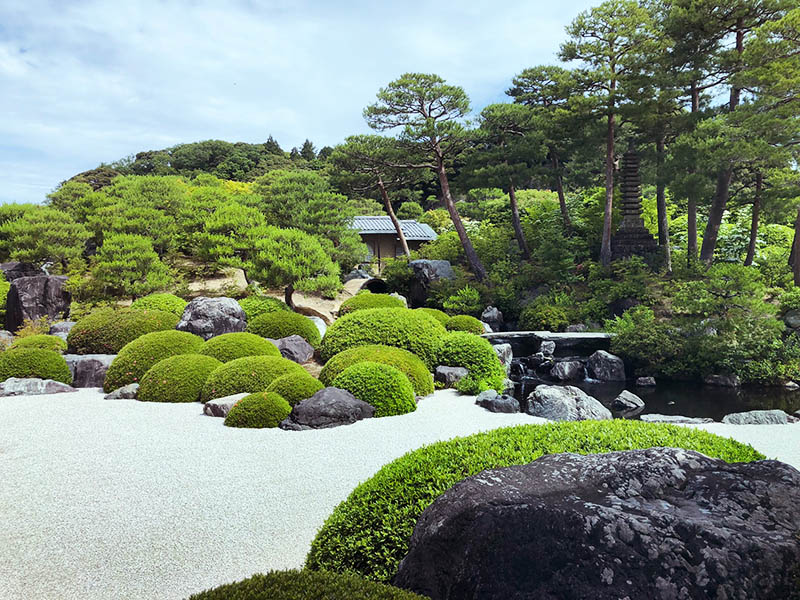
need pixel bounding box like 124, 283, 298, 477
339, 292, 405, 315
223, 391, 291, 428
201, 355, 307, 402
67, 307, 179, 354
437, 331, 506, 394
9, 334, 67, 353
331, 362, 416, 417
237, 296, 291, 321
198, 332, 280, 363
0, 348, 71, 384
130, 293, 188, 317
138, 354, 222, 403
445, 314, 485, 334
247, 311, 321, 348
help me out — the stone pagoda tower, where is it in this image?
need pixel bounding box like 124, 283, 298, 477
611, 143, 658, 261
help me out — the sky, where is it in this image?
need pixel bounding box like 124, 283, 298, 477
0, 0, 596, 205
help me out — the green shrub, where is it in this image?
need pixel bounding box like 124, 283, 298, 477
320, 308, 446, 369
0, 348, 72, 384
187, 569, 427, 600
237, 296, 291, 321
8, 334, 66, 353
201, 355, 306, 402
131, 293, 188, 316
331, 362, 416, 417
442, 285, 482, 316
103, 330, 204, 392
67, 307, 179, 354
137, 354, 222, 403
265, 372, 324, 406
223, 391, 291, 428
445, 314, 485, 334
339, 291, 405, 315
247, 311, 321, 348
306, 421, 765, 583
396, 201, 424, 220
779, 286, 800, 314
414, 307, 449, 325
319, 345, 433, 396
0, 274, 9, 323
199, 332, 280, 363
519, 301, 569, 331
436, 331, 506, 394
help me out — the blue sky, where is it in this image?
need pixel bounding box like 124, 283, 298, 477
0, 0, 596, 204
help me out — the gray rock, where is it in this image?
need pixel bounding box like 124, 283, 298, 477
480, 306, 503, 332
0, 261, 43, 281
502, 378, 515, 395
635, 376, 656, 386
5, 275, 71, 332
784, 380, 799, 390
475, 390, 520, 413
611, 389, 645, 411
0, 330, 13, 346
276, 335, 315, 364
176, 296, 247, 340
565, 323, 587, 333
407, 260, 455, 308
0, 377, 76, 396
539, 340, 556, 356
49, 320, 76, 341
308, 316, 327, 339
280, 387, 375, 430
394, 448, 800, 600
703, 373, 741, 387
434, 366, 469, 388
492, 343, 512, 375
104, 383, 139, 399
480, 321, 492, 333
587, 350, 626, 382
203, 393, 248, 417
342, 268, 371, 282
783, 308, 800, 329
389, 292, 408, 308
63, 354, 115, 388
722, 409, 794, 425
550, 360, 584, 381
640, 413, 715, 424
526, 385, 611, 421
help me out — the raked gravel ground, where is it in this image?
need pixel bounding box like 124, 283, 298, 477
1, 389, 798, 600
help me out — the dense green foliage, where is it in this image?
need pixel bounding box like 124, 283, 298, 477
331, 362, 416, 417
237, 296, 290, 321
223, 392, 291, 428
89, 233, 171, 299
436, 331, 506, 394
306, 421, 765, 582
338, 292, 405, 315
8, 334, 67, 353
0, 348, 72, 384
265, 372, 324, 406
0, 207, 90, 269
201, 355, 306, 402
445, 314, 485, 334
319, 344, 433, 396
67, 308, 179, 354
130, 293, 187, 316
138, 354, 222, 403
413, 307, 450, 325
103, 330, 204, 392
247, 311, 321, 348
198, 332, 280, 363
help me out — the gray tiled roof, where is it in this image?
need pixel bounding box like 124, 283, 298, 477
351, 216, 438, 241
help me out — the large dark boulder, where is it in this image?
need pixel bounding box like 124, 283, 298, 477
407, 260, 455, 308
276, 335, 315, 364
5, 275, 70, 332
475, 390, 519, 413
64, 354, 115, 388
394, 448, 800, 600
280, 387, 374, 430
176, 296, 247, 340
0, 262, 43, 281
587, 350, 626, 382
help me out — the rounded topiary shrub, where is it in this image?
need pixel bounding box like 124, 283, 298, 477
201, 355, 307, 402
445, 314, 485, 334
67, 307, 179, 354
247, 311, 321, 348
103, 330, 204, 392
130, 293, 188, 317
265, 372, 324, 406
519, 302, 569, 332
437, 331, 506, 394
188, 569, 426, 600
0, 348, 71, 384
415, 307, 449, 325
320, 308, 447, 369
306, 421, 766, 583
331, 361, 416, 417
339, 292, 405, 315
198, 332, 280, 363
9, 334, 67, 353
237, 296, 291, 321
223, 392, 291, 428
138, 354, 222, 403
319, 345, 433, 397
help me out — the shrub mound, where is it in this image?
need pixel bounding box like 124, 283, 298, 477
265, 372, 324, 406
67, 307, 179, 354
188, 569, 426, 600
238, 296, 291, 321
223, 392, 291, 428
445, 314, 485, 334
414, 307, 449, 325
138, 354, 222, 403
130, 293, 188, 317
0, 348, 71, 384
437, 331, 506, 394
339, 292, 405, 315
248, 311, 321, 348
331, 362, 416, 417
319, 345, 433, 397
103, 330, 204, 392
319, 308, 446, 369
199, 332, 280, 363
9, 334, 67, 353
201, 355, 307, 402
306, 420, 765, 583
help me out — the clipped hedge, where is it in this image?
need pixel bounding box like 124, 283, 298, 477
131, 293, 188, 317
265, 372, 324, 407
103, 330, 204, 392
0, 348, 71, 384
339, 292, 405, 315
445, 314, 485, 334
306, 420, 766, 583
224, 392, 291, 428
414, 307, 449, 325
199, 332, 280, 363
187, 569, 427, 600
319, 345, 433, 397
67, 307, 179, 354
138, 354, 222, 403
9, 334, 67, 353
238, 296, 291, 321
201, 355, 307, 402
320, 308, 446, 369
331, 362, 416, 417
248, 311, 321, 348
437, 331, 506, 394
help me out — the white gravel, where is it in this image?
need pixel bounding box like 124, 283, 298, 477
1, 389, 797, 600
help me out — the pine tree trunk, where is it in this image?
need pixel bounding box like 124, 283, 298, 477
687, 196, 698, 265
700, 169, 733, 265
793, 206, 800, 286
744, 173, 762, 267
284, 284, 295, 310
378, 177, 411, 258
600, 110, 616, 266
550, 150, 572, 231
508, 183, 531, 260
656, 136, 672, 274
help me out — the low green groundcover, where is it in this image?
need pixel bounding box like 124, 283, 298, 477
319, 345, 433, 397
306, 420, 765, 583
8, 334, 67, 353
445, 314, 485, 335
237, 296, 291, 321
331, 361, 416, 417
223, 392, 291, 428
247, 311, 321, 348
199, 332, 280, 363
339, 292, 405, 315
67, 307, 179, 354
201, 355, 307, 402
187, 569, 426, 600
138, 354, 222, 403
0, 348, 72, 384
265, 372, 324, 406
130, 293, 188, 317
436, 331, 506, 394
